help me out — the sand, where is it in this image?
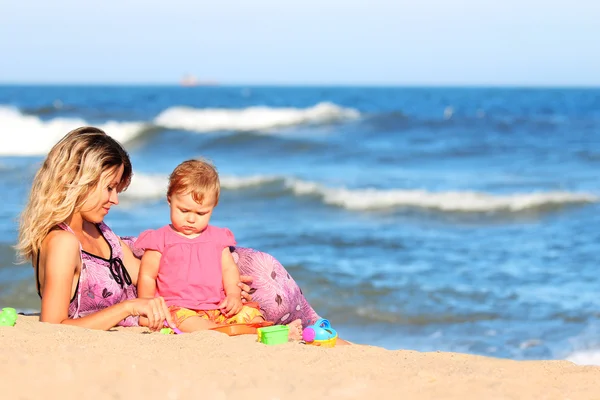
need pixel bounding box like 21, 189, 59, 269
1, 316, 599, 399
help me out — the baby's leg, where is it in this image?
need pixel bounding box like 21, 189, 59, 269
232, 306, 302, 340
171, 307, 220, 333
178, 316, 219, 332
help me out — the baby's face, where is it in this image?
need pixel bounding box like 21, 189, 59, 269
168, 191, 216, 237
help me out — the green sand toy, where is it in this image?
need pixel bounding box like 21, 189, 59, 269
0, 307, 17, 326
257, 325, 289, 345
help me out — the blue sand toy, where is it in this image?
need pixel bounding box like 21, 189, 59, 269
302, 318, 338, 347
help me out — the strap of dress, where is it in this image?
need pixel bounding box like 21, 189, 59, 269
35, 251, 42, 298
97, 222, 131, 288
97, 221, 123, 258
57, 223, 84, 251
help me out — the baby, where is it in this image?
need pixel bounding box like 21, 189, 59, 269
136, 159, 303, 338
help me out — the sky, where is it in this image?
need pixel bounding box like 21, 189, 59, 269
0, 0, 599, 86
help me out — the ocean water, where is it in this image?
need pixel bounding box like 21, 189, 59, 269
0, 85, 599, 364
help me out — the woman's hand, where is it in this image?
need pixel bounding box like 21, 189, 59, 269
238, 275, 253, 302
126, 296, 176, 331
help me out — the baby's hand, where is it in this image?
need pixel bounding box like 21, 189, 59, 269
220, 295, 243, 317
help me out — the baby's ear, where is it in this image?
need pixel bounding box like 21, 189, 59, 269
166, 196, 171, 205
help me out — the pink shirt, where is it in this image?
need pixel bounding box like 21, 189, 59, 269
135, 225, 236, 310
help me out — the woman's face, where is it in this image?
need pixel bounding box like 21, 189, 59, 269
80, 164, 125, 224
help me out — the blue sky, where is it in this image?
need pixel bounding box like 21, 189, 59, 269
1, 0, 599, 86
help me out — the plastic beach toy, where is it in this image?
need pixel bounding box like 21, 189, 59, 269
0, 307, 17, 327
302, 318, 337, 347
213, 321, 274, 337
257, 325, 289, 345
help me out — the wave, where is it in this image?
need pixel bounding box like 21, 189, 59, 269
122, 173, 280, 200
0, 106, 148, 156
566, 349, 600, 366
281, 179, 598, 212
0, 102, 359, 156
122, 173, 598, 213
153, 102, 360, 132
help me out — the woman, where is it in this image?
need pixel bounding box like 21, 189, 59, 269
17, 126, 320, 331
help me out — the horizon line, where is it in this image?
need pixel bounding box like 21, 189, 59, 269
1, 81, 600, 89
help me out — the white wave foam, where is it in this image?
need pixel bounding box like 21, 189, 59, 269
220, 175, 281, 188
153, 102, 360, 133
122, 173, 168, 200
120, 173, 598, 212
0, 106, 147, 156
122, 173, 281, 200
566, 349, 600, 366
283, 179, 599, 212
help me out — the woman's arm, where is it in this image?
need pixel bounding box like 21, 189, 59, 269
39, 231, 84, 324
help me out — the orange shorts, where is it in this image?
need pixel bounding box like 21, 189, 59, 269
169, 302, 264, 327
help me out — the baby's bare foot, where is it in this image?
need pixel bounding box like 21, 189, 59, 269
287, 319, 303, 340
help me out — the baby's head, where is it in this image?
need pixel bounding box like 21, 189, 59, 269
167, 159, 220, 235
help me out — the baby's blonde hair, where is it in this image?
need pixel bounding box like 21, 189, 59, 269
167, 159, 220, 206
16, 126, 132, 263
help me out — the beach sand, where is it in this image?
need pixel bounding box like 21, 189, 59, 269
1, 316, 599, 399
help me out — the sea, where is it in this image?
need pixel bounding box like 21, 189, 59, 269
0, 85, 599, 364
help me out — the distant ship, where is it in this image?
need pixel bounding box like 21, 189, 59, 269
180, 74, 218, 87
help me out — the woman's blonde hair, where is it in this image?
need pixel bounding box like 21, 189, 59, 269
16, 126, 132, 263
167, 159, 220, 206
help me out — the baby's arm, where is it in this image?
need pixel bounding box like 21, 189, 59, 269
137, 250, 162, 328
220, 247, 243, 316
137, 250, 161, 299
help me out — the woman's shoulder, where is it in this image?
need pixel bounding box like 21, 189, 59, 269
42, 228, 81, 259
44, 227, 79, 247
